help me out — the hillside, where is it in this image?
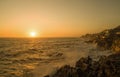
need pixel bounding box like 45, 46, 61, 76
45, 26, 120, 77
85, 25, 120, 52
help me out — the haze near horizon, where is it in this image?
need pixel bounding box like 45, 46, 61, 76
0, 0, 120, 37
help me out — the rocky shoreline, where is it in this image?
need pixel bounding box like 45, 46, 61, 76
84, 25, 120, 52
45, 53, 120, 77
45, 26, 120, 77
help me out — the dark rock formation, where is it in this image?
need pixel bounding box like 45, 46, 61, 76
84, 25, 120, 52
46, 25, 120, 77
96, 26, 120, 51
52, 65, 78, 77
76, 56, 93, 77
49, 53, 120, 77
44, 75, 50, 77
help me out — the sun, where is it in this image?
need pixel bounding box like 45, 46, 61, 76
30, 32, 37, 37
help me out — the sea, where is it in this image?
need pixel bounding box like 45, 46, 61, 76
0, 37, 112, 77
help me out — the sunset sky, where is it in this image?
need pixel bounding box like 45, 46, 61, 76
0, 0, 120, 37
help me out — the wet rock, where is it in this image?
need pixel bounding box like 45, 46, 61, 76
52, 65, 79, 77
48, 25, 120, 77
76, 56, 93, 77
49, 53, 120, 77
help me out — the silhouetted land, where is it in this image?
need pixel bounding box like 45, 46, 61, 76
84, 25, 120, 52
46, 25, 120, 77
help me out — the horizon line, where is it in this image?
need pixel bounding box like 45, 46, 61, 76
0, 36, 81, 39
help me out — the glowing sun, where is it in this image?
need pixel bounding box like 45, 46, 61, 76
30, 32, 37, 37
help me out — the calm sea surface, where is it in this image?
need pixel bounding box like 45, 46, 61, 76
0, 38, 112, 77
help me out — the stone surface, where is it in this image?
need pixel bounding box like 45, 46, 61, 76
84, 25, 120, 52
49, 53, 120, 77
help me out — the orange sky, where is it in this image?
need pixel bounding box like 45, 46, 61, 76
0, 0, 120, 37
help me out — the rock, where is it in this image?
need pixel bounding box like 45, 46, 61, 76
52, 65, 79, 77
44, 75, 50, 77
84, 25, 120, 52
76, 56, 93, 77
48, 25, 120, 77
49, 53, 120, 77
112, 39, 120, 52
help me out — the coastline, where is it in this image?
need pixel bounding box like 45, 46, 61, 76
45, 26, 120, 77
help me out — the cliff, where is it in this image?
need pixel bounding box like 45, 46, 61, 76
45, 26, 120, 77
85, 25, 120, 52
